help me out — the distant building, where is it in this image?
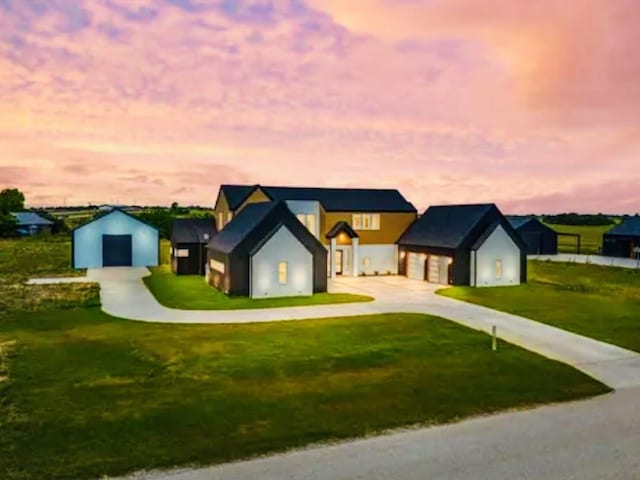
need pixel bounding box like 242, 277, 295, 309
506, 216, 558, 255
11, 212, 54, 235
602, 217, 640, 258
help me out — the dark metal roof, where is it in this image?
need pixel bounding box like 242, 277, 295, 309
219, 185, 257, 210
220, 184, 417, 212
325, 221, 359, 239
11, 212, 54, 226
398, 204, 496, 249
605, 217, 640, 236
506, 216, 535, 229
71, 207, 158, 233
171, 218, 217, 244
207, 202, 278, 254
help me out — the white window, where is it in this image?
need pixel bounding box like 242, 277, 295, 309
176, 249, 189, 258
296, 213, 317, 236
278, 261, 288, 284
210, 258, 225, 274
352, 213, 380, 231
495, 260, 503, 279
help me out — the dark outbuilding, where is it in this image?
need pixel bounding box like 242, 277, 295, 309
170, 218, 217, 275
506, 216, 558, 255
602, 217, 640, 258
397, 204, 527, 287
207, 201, 327, 298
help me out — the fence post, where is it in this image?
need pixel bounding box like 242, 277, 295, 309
492, 325, 497, 351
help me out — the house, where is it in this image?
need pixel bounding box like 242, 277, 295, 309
602, 217, 640, 258
72, 208, 159, 268
11, 212, 54, 235
207, 201, 327, 298
170, 218, 217, 275
213, 184, 417, 277
506, 216, 558, 255
397, 204, 527, 287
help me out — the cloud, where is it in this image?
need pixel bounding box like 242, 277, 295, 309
0, 0, 638, 212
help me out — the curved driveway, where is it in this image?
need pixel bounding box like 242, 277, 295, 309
29, 267, 640, 390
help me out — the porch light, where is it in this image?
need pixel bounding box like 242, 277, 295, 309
400, 251, 406, 259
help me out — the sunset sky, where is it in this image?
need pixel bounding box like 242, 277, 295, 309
1, 0, 638, 213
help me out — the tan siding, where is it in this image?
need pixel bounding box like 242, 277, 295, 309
322, 212, 416, 244
213, 190, 230, 230
237, 188, 271, 211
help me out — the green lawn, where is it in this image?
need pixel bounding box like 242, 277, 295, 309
545, 223, 614, 255
0, 308, 608, 480
439, 260, 640, 352
0, 237, 98, 316
143, 265, 373, 309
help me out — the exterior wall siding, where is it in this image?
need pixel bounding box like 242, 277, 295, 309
73, 210, 158, 269
358, 244, 398, 275
474, 225, 521, 287
322, 211, 416, 245
250, 225, 313, 298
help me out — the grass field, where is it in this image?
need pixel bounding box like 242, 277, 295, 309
0, 237, 610, 479
545, 223, 614, 255
144, 265, 373, 309
439, 260, 640, 352
0, 309, 608, 480
0, 237, 98, 316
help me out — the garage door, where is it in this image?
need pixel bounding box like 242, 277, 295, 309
427, 255, 440, 283
102, 234, 132, 267
406, 253, 424, 280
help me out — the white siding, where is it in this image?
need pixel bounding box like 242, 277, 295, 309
474, 225, 521, 287
359, 244, 398, 275
285, 200, 321, 238
251, 225, 313, 298
73, 210, 159, 268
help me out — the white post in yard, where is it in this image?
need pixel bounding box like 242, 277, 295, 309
329, 238, 337, 278
492, 325, 498, 351
352, 237, 359, 277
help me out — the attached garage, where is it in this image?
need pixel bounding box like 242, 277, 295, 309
398, 204, 526, 287
72, 209, 159, 269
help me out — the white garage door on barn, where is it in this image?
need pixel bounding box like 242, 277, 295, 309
72, 209, 159, 269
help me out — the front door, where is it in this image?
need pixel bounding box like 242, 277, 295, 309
335, 250, 343, 275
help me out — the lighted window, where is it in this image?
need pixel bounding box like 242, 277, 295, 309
227, 211, 233, 224
352, 213, 380, 231
296, 213, 317, 236
176, 249, 189, 258
210, 259, 225, 274
278, 261, 288, 284
495, 260, 503, 279
218, 212, 224, 229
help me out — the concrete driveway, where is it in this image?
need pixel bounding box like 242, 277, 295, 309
29, 268, 640, 390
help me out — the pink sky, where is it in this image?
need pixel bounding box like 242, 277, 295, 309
0, 0, 638, 213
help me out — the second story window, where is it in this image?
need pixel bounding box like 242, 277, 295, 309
352, 213, 380, 230
296, 213, 317, 236
218, 212, 224, 229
